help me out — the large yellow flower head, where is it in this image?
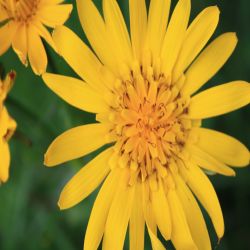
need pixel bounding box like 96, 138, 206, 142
0, 71, 16, 183
43, 0, 250, 249
0, 0, 72, 75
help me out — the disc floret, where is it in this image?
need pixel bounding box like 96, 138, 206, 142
105, 60, 192, 184
1, 0, 40, 23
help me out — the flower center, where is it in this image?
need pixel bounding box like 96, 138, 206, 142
1, 0, 40, 23
108, 61, 192, 183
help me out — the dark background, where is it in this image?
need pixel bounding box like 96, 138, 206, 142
0, 0, 249, 249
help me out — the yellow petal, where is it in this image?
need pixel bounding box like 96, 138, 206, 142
76, 0, 116, 72
0, 140, 10, 183
1, 107, 16, 142
42, 73, 108, 113
103, 0, 133, 66
28, 25, 47, 75
181, 162, 224, 238
129, 0, 147, 61
151, 180, 171, 240
129, 182, 145, 250
188, 81, 250, 119
142, 181, 165, 250
147, 226, 166, 250
187, 144, 236, 176
0, 8, 8, 22
161, 0, 191, 77
142, 183, 156, 233
146, 0, 171, 60
52, 26, 105, 92
39, 4, 72, 28
58, 147, 113, 210
6, 116, 17, 141
173, 6, 220, 82
168, 188, 197, 250
175, 175, 211, 250
0, 107, 9, 136
44, 123, 112, 167
195, 128, 250, 167
41, 0, 64, 4
103, 169, 135, 250
84, 169, 121, 250
183, 33, 238, 95
2, 71, 16, 99
33, 21, 57, 52
0, 22, 17, 55
12, 24, 28, 66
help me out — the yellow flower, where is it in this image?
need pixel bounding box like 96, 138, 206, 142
42, 0, 250, 249
0, 0, 72, 75
0, 71, 16, 183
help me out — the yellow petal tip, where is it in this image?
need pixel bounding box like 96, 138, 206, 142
43, 153, 51, 167
217, 227, 225, 240
209, 5, 220, 14
41, 73, 49, 83
57, 198, 68, 211
0, 175, 9, 184
33, 68, 45, 76
57, 201, 63, 210
231, 171, 236, 177
231, 32, 238, 42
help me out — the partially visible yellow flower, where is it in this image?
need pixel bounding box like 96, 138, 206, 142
0, 71, 16, 183
0, 0, 72, 75
43, 0, 250, 249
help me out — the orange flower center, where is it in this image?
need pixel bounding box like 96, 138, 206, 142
1, 0, 40, 23
108, 62, 192, 183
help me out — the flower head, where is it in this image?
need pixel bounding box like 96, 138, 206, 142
43, 0, 250, 249
0, 0, 72, 75
0, 71, 16, 183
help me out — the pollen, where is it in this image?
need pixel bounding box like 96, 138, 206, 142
107, 59, 192, 183
1, 0, 40, 23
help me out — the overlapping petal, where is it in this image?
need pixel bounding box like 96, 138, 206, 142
103, 0, 133, 66
161, 0, 191, 77
0, 22, 17, 55
188, 81, 250, 119
58, 147, 113, 210
176, 176, 211, 250
44, 124, 112, 167
129, 182, 145, 250
103, 169, 135, 250
52, 25, 106, 91
39, 4, 72, 28
28, 26, 47, 75
181, 163, 224, 239
183, 33, 238, 95
147, 0, 171, 60
168, 188, 197, 250
84, 169, 121, 250
77, 0, 117, 71
129, 0, 147, 61
42, 73, 109, 113
0, 140, 10, 183
173, 6, 220, 82
152, 180, 171, 240
194, 128, 250, 167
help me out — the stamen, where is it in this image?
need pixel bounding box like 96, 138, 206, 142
111, 59, 191, 186
1, 0, 40, 23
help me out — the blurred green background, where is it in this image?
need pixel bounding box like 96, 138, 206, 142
0, 0, 249, 249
